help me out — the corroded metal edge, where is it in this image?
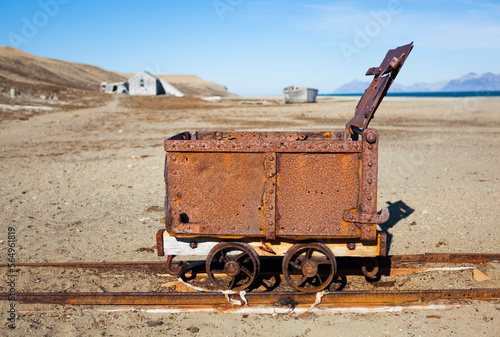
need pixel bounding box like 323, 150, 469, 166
263, 153, 277, 240
165, 138, 362, 153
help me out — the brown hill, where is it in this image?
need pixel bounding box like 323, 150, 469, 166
0, 47, 235, 100
0, 47, 127, 95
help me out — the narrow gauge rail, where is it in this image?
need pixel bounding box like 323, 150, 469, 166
1, 253, 499, 270
1, 289, 499, 306
1, 253, 498, 307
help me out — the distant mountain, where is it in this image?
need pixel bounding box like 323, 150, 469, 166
332, 80, 370, 94
390, 81, 448, 93
441, 72, 500, 92
331, 73, 500, 94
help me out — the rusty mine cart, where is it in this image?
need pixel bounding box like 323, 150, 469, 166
156, 43, 413, 293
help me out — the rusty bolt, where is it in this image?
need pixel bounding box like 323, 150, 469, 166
368, 162, 373, 167
347, 242, 356, 250
368, 145, 373, 150
368, 179, 372, 184
268, 189, 273, 194
172, 157, 177, 161
366, 132, 377, 144
172, 144, 176, 148
190, 241, 197, 249
367, 196, 372, 201
389, 56, 400, 68
269, 156, 274, 161
268, 205, 273, 210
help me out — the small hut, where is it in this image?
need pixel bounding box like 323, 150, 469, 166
100, 82, 129, 94
128, 71, 184, 97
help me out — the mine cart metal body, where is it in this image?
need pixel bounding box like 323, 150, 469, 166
157, 43, 413, 292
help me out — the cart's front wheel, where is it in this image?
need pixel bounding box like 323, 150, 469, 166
206, 242, 260, 291
282, 243, 336, 292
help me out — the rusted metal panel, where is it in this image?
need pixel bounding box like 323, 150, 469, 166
275, 152, 361, 238
166, 152, 266, 237
164, 132, 381, 241
346, 42, 413, 135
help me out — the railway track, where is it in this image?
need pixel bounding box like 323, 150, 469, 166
2, 289, 499, 306
2, 253, 499, 307
2, 253, 499, 270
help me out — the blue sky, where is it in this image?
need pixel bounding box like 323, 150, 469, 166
1, 0, 499, 95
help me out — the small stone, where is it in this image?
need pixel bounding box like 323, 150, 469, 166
187, 326, 199, 333
147, 320, 164, 327
473, 269, 491, 282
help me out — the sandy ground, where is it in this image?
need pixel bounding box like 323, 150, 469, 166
0, 94, 499, 336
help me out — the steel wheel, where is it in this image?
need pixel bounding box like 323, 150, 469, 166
206, 242, 260, 291
282, 243, 336, 293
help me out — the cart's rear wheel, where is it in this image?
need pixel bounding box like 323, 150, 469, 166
206, 242, 260, 291
282, 243, 336, 292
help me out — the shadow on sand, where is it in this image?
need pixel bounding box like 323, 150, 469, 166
380, 200, 415, 252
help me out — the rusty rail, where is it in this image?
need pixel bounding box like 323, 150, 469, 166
1, 253, 498, 271
1, 289, 499, 306
389, 253, 500, 264
0, 261, 167, 270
